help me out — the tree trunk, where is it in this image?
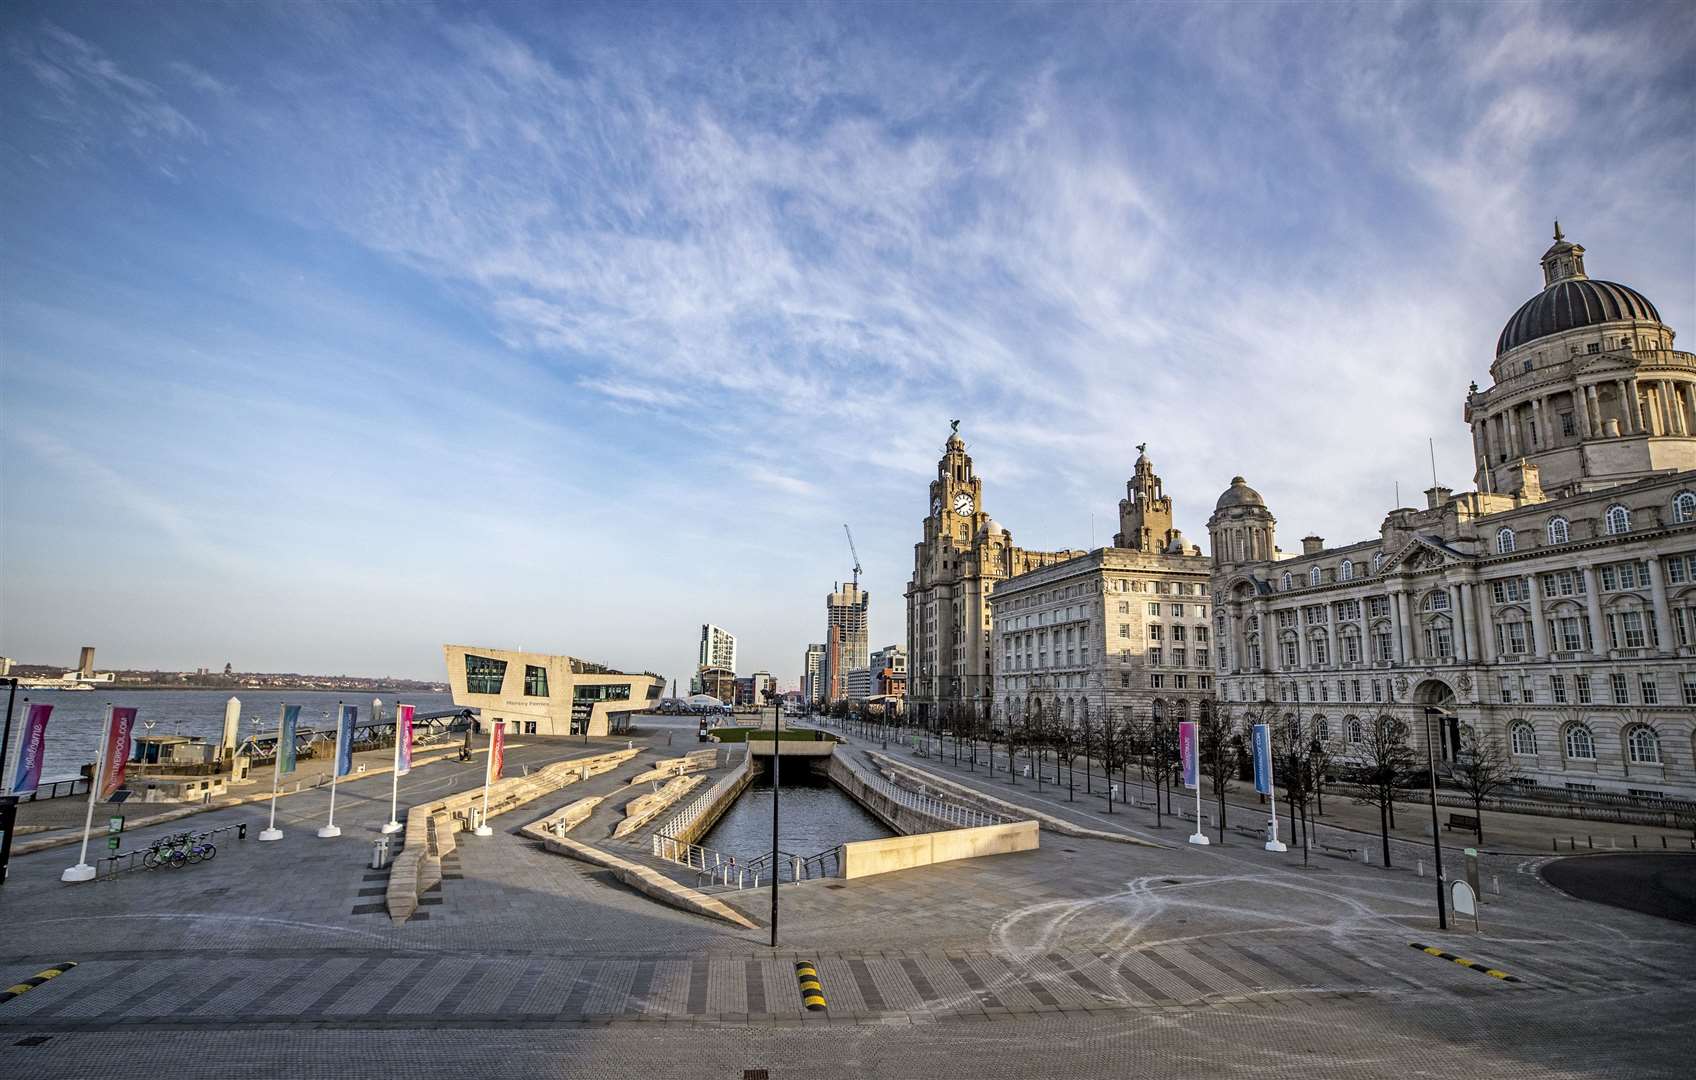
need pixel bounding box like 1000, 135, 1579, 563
1474, 794, 1484, 846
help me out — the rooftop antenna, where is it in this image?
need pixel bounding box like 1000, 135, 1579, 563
1428, 438, 1439, 490
1395, 481, 1400, 508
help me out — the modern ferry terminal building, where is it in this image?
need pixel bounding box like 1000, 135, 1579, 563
443, 644, 664, 737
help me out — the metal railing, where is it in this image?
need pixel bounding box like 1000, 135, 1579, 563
856, 768, 1006, 830
97, 822, 249, 880
16, 775, 87, 801
652, 746, 749, 846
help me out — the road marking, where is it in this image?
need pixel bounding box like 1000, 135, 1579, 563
794, 961, 827, 1011
1409, 943, 1521, 982
2, 962, 78, 1003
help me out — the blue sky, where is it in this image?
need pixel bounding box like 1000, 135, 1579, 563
2, 1, 1692, 686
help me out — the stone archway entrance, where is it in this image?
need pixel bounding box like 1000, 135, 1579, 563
1411, 679, 1460, 764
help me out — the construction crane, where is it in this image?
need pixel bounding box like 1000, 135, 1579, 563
843, 523, 862, 591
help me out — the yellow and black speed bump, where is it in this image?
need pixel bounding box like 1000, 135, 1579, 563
1409, 943, 1520, 982
2, 962, 78, 1004
794, 961, 827, 1011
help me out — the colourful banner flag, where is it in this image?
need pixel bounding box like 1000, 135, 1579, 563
277, 705, 300, 775
1252, 723, 1273, 795
100, 707, 139, 800
490, 722, 505, 782
1178, 720, 1199, 790
10, 703, 53, 796
334, 704, 357, 778
396, 704, 414, 776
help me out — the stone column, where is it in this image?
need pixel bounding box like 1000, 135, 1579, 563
1574, 383, 1592, 437
1526, 573, 1550, 658
1614, 380, 1631, 433
1297, 621, 1311, 668
1581, 565, 1607, 658
1325, 621, 1338, 670
1645, 556, 1675, 655
1457, 580, 1481, 663
1477, 584, 1498, 664
1392, 589, 1414, 663
1255, 601, 1271, 674
1587, 385, 1603, 435
1448, 582, 1468, 660
1530, 399, 1544, 448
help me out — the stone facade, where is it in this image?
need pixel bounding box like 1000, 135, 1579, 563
905, 424, 1082, 722
989, 449, 1213, 730
444, 644, 663, 737
1210, 230, 1696, 798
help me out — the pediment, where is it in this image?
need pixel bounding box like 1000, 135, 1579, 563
1380, 534, 1473, 574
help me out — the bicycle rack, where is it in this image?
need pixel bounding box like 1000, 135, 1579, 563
98, 821, 253, 881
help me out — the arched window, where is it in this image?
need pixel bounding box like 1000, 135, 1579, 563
1626, 726, 1661, 764
1309, 566, 1322, 587
1281, 571, 1293, 592
1547, 517, 1569, 545
1605, 505, 1631, 535
1564, 724, 1596, 760
1373, 552, 1387, 573
1345, 716, 1363, 744
1674, 492, 1696, 524
1422, 590, 1451, 612
1340, 559, 1353, 581
1510, 722, 1537, 756
1496, 528, 1515, 554
1314, 716, 1330, 742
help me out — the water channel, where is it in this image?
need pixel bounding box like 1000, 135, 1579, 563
700, 768, 894, 859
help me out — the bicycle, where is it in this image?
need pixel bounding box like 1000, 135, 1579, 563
185, 839, 216, 863
142, 831, 193, 869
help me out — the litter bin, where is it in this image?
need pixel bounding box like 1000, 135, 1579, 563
371, 837, 390, 869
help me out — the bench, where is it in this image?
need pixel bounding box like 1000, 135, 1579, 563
1318, 842, 1360, 860
1444, 813, 1480, 833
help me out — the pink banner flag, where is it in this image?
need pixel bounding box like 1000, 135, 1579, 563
10, 703, 53, 796
101, 707, 139, 800
1179, 720, 1199, 790
396, 704, 414, 776
490, 722, 505, 782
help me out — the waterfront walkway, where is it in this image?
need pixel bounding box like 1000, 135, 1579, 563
1, 715, 1691, 1079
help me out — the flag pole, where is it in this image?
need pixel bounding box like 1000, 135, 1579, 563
382, 702, 404, 835
474, 720, 495, 836
260, 703, 286, 841
1263, 725, 1287, 852
318, 702, 343, 838
1184, 719, 1209, 846
62, 704, 111, 882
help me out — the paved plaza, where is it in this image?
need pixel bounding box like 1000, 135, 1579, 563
1, 716, 1692, 1078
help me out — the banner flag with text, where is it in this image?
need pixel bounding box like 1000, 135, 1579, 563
100, 707, 139, 800
1252, 723, 1273, 795
1179, 720, 1198, 790
334, 704, 357, 778
277, 705, 300, 775
396, 704, 414, 776
490, 722, 505, 783
9, 703, 54, 796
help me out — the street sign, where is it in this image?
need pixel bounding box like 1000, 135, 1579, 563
1451, 880, 1479, 930
106, 835, 121, 850
107, 815, 124, 835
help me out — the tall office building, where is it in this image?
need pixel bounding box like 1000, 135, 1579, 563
697, 624, 738, 673
824, 582, 869, 704
802, 643, 826, 705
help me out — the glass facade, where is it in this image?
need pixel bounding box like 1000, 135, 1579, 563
524, 665, 549, 697
465, 654, 507, 695
573, 684, 632, 703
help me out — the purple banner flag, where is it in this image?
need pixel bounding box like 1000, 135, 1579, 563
10, 703, 54, 796
396, 704, 414, 776
1179, 720, 1199, 790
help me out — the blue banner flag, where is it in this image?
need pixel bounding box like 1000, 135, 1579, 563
1252, 723, 1272, 795
334, 704, 357, 778
277, 705, 300, 775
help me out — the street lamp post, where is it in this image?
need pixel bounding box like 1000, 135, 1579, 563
766, 687, 781, 948
1424, 705, 1451, 931
0, 678, 20, 886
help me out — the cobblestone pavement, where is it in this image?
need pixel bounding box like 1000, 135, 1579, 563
1, 719, 1691, 1078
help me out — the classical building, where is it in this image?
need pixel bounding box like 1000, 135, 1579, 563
697, 624, 738, 673
1210, 228, 1696, 797
990, 448, 1214, 731
823, 581, 869, 704
443, 644, 662, 737
906, 423, 1083, 724
802, 643, 825, 705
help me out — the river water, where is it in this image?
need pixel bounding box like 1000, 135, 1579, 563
700, 769, 893, 860
2, 688, 456, 781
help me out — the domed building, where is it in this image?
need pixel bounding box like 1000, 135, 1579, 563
1468, 225, 1693, 494
1209, 228, 1696, 799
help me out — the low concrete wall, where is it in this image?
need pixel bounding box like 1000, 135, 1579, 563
627, 748, 720, 786
543, 834, 757, 929
519, 796, 605, 843
662, 750, 754, 848
612, 774, 706, 838
826, 754, 961, 836
839, 820, 1040, 879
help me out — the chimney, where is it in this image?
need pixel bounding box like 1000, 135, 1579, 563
79, 646, 96, 678
1510, 459, 1544, 503
1301, 535, 1324, 555
1424, 485, 1453, 510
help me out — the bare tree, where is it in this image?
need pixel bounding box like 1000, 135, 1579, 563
1199, 702, 1237, 842
1451, 727, 1516, 846
1353, 714, 1417, 868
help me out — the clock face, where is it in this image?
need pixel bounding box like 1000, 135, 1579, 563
953, 492, 975, 515
931, 496, 942, 516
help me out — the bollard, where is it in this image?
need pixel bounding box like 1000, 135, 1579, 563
1569, 836, 1576, 851
1633, 835, 1638, 849
1417, 859, 1425, 878
1491, 875, 1500, 896
1663, 835, 1668, 849
1552, 838, 1558, 853
238, 823, 247, 840
1588, 835, 1593, 849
